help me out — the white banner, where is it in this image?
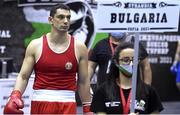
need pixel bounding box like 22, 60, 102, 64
97, 0, 180, 32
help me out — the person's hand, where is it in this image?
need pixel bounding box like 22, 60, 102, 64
170, 62, 178, 74
4, 90, 24, 114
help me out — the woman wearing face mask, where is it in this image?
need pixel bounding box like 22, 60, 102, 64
90, 42, 163, 114
88, 32, 152, 96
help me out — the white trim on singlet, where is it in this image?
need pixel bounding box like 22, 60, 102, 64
46, 35, 71, 54
35, 37, 43, 63
74, 38, 79, 64
32, 90, 76, 102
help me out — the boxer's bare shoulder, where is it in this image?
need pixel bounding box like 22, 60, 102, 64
26, 36, 43, 62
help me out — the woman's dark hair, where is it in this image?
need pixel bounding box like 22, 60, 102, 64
104, 42, 147, 101
50, 3, 70, 17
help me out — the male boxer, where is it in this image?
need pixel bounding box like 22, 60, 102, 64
4, 3, 92, 114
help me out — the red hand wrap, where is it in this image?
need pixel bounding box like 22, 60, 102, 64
82, 102, 93, 114
4, 90, 24, 114
83, 105, 91, 113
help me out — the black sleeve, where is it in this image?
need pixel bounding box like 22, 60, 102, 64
139, 42, 148, 60
148, 86, 164, 113
90, 87, 106, 113
89, 42, 100, 62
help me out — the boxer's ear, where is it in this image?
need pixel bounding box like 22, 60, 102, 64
48, 16, 53, 25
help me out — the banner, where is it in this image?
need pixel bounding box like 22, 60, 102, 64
97, 0, 180, 32
18, 0, 66, 6
18, 0, 97, 7
21, 0, 96, 49
140, 34, 180, 101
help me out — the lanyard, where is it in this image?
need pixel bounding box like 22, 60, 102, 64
120, 88, 132, 114
109, 38, 115, 55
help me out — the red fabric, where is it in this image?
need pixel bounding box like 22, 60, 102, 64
83, 105, 93, 113
31, 101, 77, 114
33, 35, 78, 90
4, 90, 24, 114
120, 88, 132, 114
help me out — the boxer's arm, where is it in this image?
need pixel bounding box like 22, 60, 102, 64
76, 40, 92, 113
14, 40, 36, 93
4, 39, 37, 114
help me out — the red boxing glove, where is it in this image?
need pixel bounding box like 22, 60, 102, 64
82, 102, 93, 115
4, 90, 24, 114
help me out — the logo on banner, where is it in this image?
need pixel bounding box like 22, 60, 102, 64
21, 0, 95, 49
65, 1, 95, 48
